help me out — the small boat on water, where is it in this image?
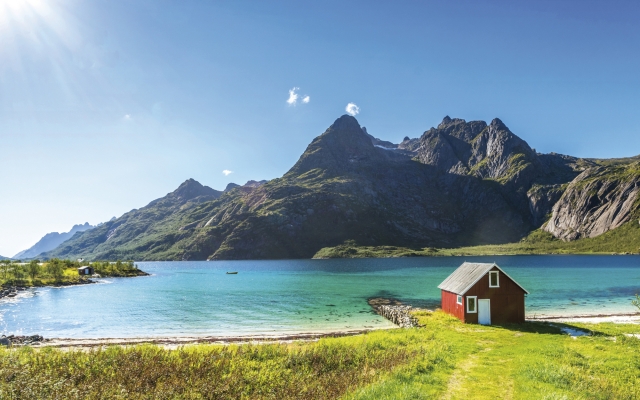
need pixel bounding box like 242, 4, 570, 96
226, 272, 238, 274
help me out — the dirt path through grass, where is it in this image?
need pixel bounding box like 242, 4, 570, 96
447, 342, 519, 399
441, 354, 478, 399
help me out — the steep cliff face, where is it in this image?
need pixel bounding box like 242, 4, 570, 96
527, 184, 567, 227
544, 163, 640, 240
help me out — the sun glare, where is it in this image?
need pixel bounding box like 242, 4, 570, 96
0, 0, 43, 26
0, 0, 80, 68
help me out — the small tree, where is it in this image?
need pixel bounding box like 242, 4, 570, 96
0, 260, 10, 280
48, 260, 65, 282
28, 260, 40, 280
633, 294, 640, 311
12, 264, 26, 283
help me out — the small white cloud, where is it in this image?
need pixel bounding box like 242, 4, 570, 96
345, 103, 360, 116
287, 87, 299, 105
302, 95, 310, 104
123, 114, 132, 120
222, 170, 233, 176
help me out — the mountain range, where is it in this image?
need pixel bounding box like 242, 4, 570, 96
41, 115, 640, 261
13, 222, 96, 259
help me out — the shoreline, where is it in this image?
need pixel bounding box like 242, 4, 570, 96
12, 311, 640, 350
0, 270, 151, 301
26, 328, 395, 350
0, 279, 95, 300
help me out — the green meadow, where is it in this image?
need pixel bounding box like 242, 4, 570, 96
1, 311, 638, 399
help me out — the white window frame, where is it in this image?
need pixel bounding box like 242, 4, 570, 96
456, 295, 462, 305
489, 271, 499, 288
466, 296, 477, 313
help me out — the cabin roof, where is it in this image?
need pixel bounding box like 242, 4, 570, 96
437, 262, 529, 295
77, 266, 92, 270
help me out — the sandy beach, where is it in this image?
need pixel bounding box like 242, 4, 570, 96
14, 311, 638, 350
28, 328, 397, 350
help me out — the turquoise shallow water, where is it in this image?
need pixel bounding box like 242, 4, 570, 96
1, 256, 639, 338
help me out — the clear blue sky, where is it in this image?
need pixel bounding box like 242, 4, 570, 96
1, 0, 639, 257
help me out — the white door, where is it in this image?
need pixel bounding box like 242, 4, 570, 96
478, 299, 491, 325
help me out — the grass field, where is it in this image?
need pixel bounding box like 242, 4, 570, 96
1, 311, 639, 399
314, 220, 640, 258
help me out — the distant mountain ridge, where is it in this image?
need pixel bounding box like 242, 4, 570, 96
42, 115, 640, 261
13, 222, 96, 259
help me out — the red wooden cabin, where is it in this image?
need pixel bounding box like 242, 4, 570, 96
438, 262, 528, 325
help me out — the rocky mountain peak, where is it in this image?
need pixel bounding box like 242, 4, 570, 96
437, 116, 471, 130
286, 115, 379, 176
439, 115, 452, 126
70, 222, 93, 231
170, 179, 220, 202
330, 114, 362, 131
224, 183, 240, 192
243, 180, 267, 188
489, 118, 508, 131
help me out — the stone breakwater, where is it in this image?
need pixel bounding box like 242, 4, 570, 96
367, 298, 420, 328
0, 334, 47, 347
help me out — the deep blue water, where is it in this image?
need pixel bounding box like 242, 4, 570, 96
1, 256, 639, 338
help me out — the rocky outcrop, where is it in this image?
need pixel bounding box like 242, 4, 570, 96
544, 163, 640, 240
0, 285, 27, 299
0, 334, 46, 347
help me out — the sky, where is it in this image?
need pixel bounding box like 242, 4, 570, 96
1, 0, 639, 257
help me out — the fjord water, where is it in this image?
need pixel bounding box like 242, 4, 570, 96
1, 256, 639, 338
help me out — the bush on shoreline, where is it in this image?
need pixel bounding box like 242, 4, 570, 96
0, 259, 145, 287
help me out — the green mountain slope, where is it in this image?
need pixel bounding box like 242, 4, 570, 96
314, 219, 640, 258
